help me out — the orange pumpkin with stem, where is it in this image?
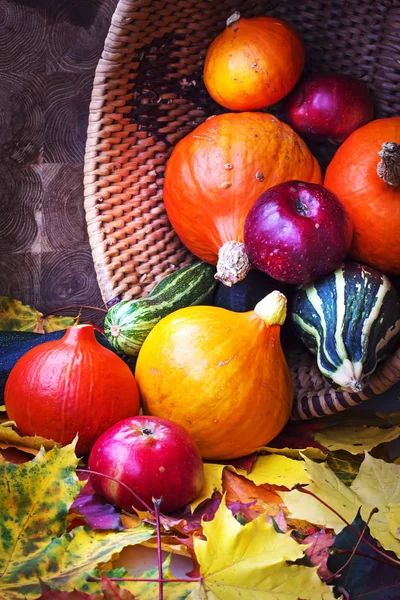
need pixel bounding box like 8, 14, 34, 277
324, 117, 400, 273
135, 291, 293, 460
163, 111, 322, 286
203, 12, 305, 111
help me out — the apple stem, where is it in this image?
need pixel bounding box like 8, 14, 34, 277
294, 485, 400, 567
153, 497, 164, 600
77, 468, 156, 515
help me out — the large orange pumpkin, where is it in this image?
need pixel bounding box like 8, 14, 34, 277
324, 117, 400, 273
135, 291, 293, 460
203, 12, 305, 111
163, 111, 322, 285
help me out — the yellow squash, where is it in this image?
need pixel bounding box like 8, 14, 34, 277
135, 291, 293, 460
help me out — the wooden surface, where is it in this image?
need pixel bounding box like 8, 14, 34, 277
0, 0, 119, 325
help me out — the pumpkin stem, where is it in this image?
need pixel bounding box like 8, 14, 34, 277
254, 291, 287, 326
215, 241, 251, 286
377, 142, 400, 186
226, 11, 241, 27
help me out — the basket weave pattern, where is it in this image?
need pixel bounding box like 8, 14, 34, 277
84, 0, 400, 418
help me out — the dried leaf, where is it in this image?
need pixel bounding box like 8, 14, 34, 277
245, 454, 310, 488
302, 530, 336, 580
279, 455, 360, 533
327, 451, 363, 486
43, 314, 79, 333
190, 464, 225, 511
0, 420, 58, 455
193, 496, 336, 599
314, 423, 400, 454
0, 297, 78, 333
350, 453, 400, 557
262, 420, 328, 459
0, 442, 154, 600
36, 582, 100, 600
117, 554, 204, 599
101, 576, 135, 599
68, 480, 124, 531
222, 469, 284, 519
328, 511, 400, 600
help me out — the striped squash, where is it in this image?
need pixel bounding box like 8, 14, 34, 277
104, 262, 217, 356
291, 262, 400, 392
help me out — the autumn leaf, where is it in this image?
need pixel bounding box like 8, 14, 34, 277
36, 582, 100, 599
68, 480, 124, 531
314, 422, 400, 454
350, 453, 400, 557
327, 451, 363, 486
193, 496, 336, 599
0, 420, 58, 455
328, 511, 400, 599
279, 455, 360, 532
101, 576, 136, 599
190, 464, 225, 511
116, 554, 203, 599
222, 469, 284, 520
0, 442, 154, 600
262, 419, 328, 459
245, 454, 310, 488
0, 296, 78, 333
302, 530, 336, 580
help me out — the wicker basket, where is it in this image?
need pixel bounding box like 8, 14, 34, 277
83, 0, 400, 420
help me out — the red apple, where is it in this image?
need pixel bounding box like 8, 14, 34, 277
284, 73, 374, 144
243, 180, 353, 284
88, 416, 205, 514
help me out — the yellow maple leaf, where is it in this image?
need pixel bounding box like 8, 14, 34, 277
0, 442, 154, 600
194, 496, 336, 599
259, 445, 327, 460
190, 455, 310, 512
279, 455, 360, 533
280, 453, 400, 559
245, 454, 310, 488
190, 463, 225, 511
314, 422, 400, 454
350, 453, 400, 557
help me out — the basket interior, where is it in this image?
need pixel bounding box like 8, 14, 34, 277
84, 0, 400, 307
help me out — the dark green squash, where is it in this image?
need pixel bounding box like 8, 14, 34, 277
291, 262, 400, 392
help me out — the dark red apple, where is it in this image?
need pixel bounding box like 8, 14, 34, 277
243, 180, 353, 284
284, 73, 374, 144
88, 416, 204, 514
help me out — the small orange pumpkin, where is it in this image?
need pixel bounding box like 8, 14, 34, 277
324, 117, 400, 274
163, 111, 322, 285
135, 291, 293, 460
5, 325, 140, 454
203, 12, 305, 111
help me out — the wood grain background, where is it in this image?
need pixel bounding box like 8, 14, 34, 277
0, 0, 119, 325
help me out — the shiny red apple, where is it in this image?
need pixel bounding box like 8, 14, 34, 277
284, 73, 374, 144
243, 180, 353, 284
88, 416, 205, 514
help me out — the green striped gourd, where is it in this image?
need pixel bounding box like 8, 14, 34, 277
291, 262, 400, 392
104, 262, 217, 356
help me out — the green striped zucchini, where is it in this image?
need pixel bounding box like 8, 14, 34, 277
104, 262, 217, 356
291, 262, 400, 392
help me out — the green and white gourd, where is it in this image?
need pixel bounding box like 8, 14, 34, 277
291, 262, 400, 392
104, 262, 217, 356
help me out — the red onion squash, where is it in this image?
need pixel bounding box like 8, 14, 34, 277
5, 325, 140, 455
